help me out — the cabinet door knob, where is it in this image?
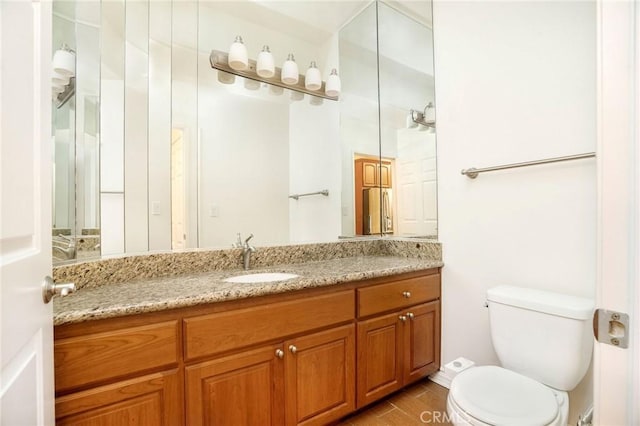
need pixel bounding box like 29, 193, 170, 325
399, 315, 407, 322
289, 345, 297, 354
275, 349, 284, 359
406, 312, 415, 319
402, 291, 411, 298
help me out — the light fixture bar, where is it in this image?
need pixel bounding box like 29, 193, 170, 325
209, 50, 339, 101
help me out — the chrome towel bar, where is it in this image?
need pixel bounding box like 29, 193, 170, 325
289, 190, 329, 200
461, 152, 596, 179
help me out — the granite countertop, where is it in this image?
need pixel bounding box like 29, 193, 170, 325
53, 256, 443, 326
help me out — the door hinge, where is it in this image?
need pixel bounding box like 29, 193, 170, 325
593, 309, 629, 348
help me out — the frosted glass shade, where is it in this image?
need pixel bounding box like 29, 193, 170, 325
228, 36, 248, 71
52, 70, 69, 86
290, 91, 304, 101
53, 49, 75, 76
325, 68, 341, 97
304, 62, 322, 91
52, 85, 64, 94
257, 46, 275, 78
269, 85, 284, 95
281, 54, 299, 85
244, 78, 260, 90
217, 71, 235, 84
310, 96, 323, 106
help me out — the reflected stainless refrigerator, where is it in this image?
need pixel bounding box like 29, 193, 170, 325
363, 188, 393, 235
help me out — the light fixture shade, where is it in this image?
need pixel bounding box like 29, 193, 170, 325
52, 70, 70, 86
304, 61, 322, 91
269, 85, 284, 95
244, 78, 260, 90
281, 54, 299, 85
424, 102, 436, 121
325, 68, 341, 97
310, 96, 324, 106
52, 85, 64, 94
217, 70, 236, 84
290, 91, 304, 101
53, 49, 75, 77
228, 35, 248, 71
257, 45, 275, 78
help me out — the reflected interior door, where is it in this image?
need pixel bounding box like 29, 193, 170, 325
1, 1, 55, 424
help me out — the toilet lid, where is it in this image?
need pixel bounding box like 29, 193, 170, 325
450, 366, 558, 425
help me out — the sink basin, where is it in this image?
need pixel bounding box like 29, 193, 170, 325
223, 272, 299, 284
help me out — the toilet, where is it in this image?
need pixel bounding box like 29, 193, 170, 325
447, 285, 594, 426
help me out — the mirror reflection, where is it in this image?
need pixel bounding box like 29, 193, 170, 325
51, 0, 437, 265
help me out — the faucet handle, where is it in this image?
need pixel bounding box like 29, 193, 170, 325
233, 233, 242, 248
244, 233, 254, 245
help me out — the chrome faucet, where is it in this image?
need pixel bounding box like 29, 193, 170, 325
52, 234, 76, 260
234, 233, 256, 270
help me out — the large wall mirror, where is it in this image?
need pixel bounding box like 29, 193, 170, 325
51, 0, 436, 264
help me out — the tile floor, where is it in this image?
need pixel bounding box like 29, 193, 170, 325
338, 379, 452, 425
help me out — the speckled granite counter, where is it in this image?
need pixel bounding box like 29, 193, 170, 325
53, 255, 442, 326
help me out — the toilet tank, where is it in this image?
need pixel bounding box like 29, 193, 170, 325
487, 285, 594, 391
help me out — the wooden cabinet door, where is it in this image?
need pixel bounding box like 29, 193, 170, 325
356, 312, 404, 408
285, 324, 355, 426
185, 345, 284, 426
361, 161, 378, 187
403, 301, 441, 385
55, 369, 182, 426
379, 163, 392, 188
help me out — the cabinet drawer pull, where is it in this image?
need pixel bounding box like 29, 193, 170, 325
402, 291, 411, 298
398, 315, 407, 322
406, 312, 415, 319
275, 349, 284, 359
289, 345, 297, 354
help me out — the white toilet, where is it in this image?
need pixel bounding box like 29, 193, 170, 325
447, 285, 594, 426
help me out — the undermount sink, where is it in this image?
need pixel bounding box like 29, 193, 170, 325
223, 272, 299, 284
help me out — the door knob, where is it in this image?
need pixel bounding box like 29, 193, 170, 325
399, 315, 407, 322
42, 276, 75, 304
402, 291, 411, 298
275, 349, 284, 359
289, 345, 297, 354
406, 312, 415, 319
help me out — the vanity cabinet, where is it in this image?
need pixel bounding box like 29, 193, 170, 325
356, 274, 441, 408
53, 269, 440, 425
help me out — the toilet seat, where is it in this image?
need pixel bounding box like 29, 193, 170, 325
449, 366, 560, 425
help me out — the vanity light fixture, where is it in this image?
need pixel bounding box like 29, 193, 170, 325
281, 54, 299, 85
228, 35, 249, 71
325, 68, 341, 97
408, 102, 436, 129
256, 45, 275, 78
52, 44, 76, 108
209, 50, 339, 101
304, 61, 322, 91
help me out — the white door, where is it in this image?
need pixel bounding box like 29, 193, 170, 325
594, 0, 639, 424
0, 1, 54, 425
396, 129, 438, 236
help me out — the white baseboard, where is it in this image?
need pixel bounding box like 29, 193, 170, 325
429, 369, 452, 389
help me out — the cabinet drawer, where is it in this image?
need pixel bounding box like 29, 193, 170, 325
55, 321, 179, 393
357, 274, 440, 318
184, 290, 354, 361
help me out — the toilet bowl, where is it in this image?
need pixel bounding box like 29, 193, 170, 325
446, 366, 568, 426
